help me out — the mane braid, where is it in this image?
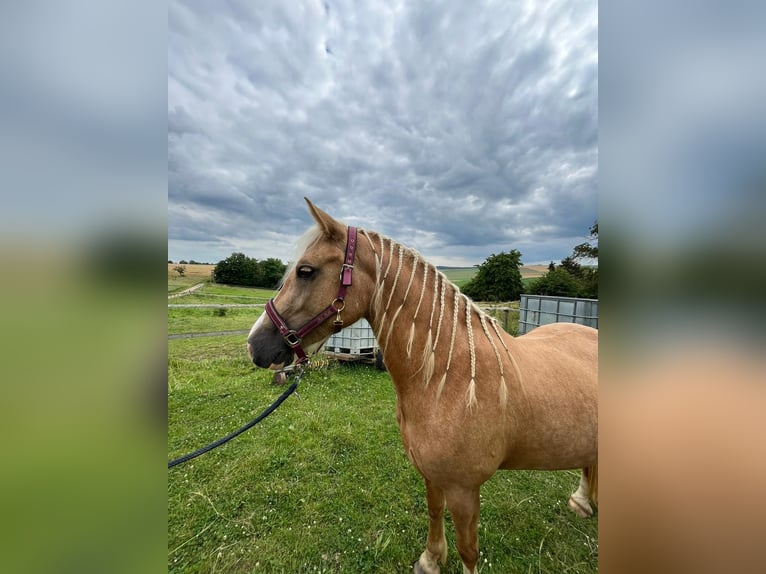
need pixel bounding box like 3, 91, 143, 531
360, 229, 377, 254
490, 318, 525, 395
421, 266, 440, 386
406, 259, 430, 357
383, 239, 395, 280
432, 272, 448, 352
436, 289, 461, 401
384, 245, 405, 311
480, 312, 508, 408
379, 244, 404, 333
426, 265, 440, 328
464, 295, 478, 411
372, 235, 389, 320
384, 252, 418, 349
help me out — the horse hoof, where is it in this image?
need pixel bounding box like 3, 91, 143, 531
568, 495, 593, 518
413, 556, 440, 574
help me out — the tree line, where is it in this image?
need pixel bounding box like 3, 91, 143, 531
462, 221, 598, 301
211, 253, 287, 288
174, 221, 597, 297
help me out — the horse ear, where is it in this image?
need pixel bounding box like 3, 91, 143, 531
304, 197, 345, 241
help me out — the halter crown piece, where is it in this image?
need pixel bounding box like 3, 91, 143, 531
265, 226, 358, 365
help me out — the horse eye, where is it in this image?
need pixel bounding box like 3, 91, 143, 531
296, 266, 315, 279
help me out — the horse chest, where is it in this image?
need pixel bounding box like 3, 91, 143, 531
396, 404, 505, 481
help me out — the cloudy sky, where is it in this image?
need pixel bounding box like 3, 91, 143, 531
168, 0, 597, 266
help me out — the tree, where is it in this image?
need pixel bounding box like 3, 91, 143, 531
527, 267, 580, 297
212, 252, 261, 286
570, 220, 598, 298
524, 221, 598, 298
260, 258, 287, 288
559, 255, 584, 279
462, 250, 524, 302
572, 221, 598, 260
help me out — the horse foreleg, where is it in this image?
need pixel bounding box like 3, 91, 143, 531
568, 465, 597, 518
445, 485, 480, 574
414, 479, 447, 574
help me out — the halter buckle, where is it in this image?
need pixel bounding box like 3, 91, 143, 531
340, 263, 354, 286
284, 331, 302, 348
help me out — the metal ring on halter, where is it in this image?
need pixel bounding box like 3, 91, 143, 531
331, 298, 346, 311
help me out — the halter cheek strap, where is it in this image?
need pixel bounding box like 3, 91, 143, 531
265, 226, 358, 365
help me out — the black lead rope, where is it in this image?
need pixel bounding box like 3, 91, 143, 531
168, 375, 301, 469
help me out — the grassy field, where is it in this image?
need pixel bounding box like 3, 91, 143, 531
168, 282, 597, 573
168, 307, 259, 336
173, 285, 275, 306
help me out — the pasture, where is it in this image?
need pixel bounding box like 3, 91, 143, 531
168, 284, 597, 573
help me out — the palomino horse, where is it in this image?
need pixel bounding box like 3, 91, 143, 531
248, 199, 598, 574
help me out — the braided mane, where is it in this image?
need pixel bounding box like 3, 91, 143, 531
359, 228, 522, 410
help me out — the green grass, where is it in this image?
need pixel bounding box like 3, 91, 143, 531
197, 285, 275, 298
170, 284, 275, 305
168, 334, 597, 573
168, 275, 207, 293
168, 307, 262, 335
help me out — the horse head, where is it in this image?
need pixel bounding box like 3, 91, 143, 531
247, 198, 372, 369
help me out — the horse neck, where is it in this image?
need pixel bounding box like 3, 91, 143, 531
361, 230, 436, 360
359, 229, 521, 411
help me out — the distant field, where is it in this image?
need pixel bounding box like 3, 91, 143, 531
168, 264, 215, 293
519, 264, 549, 277
440, 265, 548, 288
438, 267, 476, 287
168, 263, 216, 278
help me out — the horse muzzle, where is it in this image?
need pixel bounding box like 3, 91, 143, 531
248, 315, 295, 370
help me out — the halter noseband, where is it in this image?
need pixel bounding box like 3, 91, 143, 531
265, 226, 358, 365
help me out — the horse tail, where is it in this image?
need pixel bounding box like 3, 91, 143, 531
584, 464, 598, 504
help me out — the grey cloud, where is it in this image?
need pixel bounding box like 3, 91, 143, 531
169, 0, 597, 266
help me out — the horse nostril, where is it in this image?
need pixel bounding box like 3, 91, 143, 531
247, 341, 254, 360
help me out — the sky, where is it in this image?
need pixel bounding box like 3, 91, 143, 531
168, 0, 598, 267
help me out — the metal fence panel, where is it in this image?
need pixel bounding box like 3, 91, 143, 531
518, 294, 598, 334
